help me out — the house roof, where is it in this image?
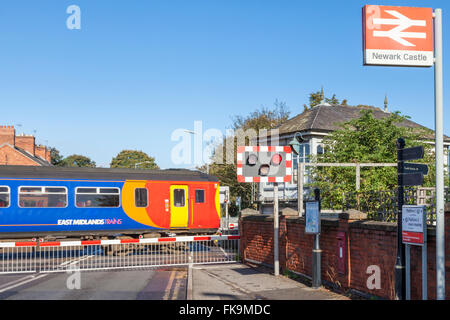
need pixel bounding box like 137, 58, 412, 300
0, 143, 52, 166
271, 104, 450, 142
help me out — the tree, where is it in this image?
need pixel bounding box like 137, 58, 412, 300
208, 101, 291, 214
60, 154, 96, 168
110, 150, 159, 169
48, 147, 64, 166
303, 88, 347, 111
309, 109, 438, 210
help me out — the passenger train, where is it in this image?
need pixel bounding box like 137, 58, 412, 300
0, 166, 221, 239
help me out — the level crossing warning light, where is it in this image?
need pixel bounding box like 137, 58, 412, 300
237, 146, 292, 183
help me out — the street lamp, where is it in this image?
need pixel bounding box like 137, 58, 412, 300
289, 132, 305, 216
134, 161, 153, 169
184, 129, 210, 174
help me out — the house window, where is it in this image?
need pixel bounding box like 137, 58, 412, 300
135, 188, 148, 207
18, 186, 67, 208
75, 187, 120, 208
173, 189, 186, 207
0, 186, 10, 208
195, 189, 205, 203
317, 145, 324, 155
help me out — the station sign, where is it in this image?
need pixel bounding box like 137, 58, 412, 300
402, 205, 427, 245
363, 5, 433, 67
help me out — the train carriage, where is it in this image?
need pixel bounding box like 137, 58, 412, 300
0, 166, 221, 239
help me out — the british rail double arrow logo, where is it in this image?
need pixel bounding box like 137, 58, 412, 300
372, 10, 426, 47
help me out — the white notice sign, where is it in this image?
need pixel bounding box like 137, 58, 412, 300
305, 201, 320, 234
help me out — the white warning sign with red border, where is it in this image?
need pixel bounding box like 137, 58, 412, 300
402, 205, 426, 246
363, 5, 433, 67
237, 146, 292, 183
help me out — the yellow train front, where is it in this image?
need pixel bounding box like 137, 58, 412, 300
0, 166, 221, 239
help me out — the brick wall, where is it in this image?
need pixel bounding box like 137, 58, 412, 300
240, 205, 450, 300
0, 145, 39, 166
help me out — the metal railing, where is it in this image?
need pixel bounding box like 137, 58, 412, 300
0, 235, 240, 275
343, 187, 450, 223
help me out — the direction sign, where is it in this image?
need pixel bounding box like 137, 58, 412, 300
400, 172, 424, 186
363, 5, 433, 66
400, 146, 424, 161
403, 162, 428, 175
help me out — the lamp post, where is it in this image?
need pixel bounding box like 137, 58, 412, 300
184, 129, 210, 174
134, 161, 153, 169
289, 132, 305, 216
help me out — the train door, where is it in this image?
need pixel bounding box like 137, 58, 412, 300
169, 185, 188, 228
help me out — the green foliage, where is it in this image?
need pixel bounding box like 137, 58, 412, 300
303, 88, 347, 110
309, 109, 439, 210
110, 150, 159, 169
231, 100, 290, 132
60, 154, 96, 168
48, 147, 63, 166
209, 101, 291, 211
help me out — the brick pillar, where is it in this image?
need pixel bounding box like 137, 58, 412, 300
338, 210, 367, 290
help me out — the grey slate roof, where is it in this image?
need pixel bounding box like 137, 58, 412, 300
14, 146, 52, 166
273, 104, 450, 142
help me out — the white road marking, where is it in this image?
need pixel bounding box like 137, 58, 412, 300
0, 274, 48, 293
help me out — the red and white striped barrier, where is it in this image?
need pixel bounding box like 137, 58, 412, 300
0, 235, 240, 248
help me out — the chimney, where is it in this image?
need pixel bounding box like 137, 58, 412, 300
15, 134, 35, 156
35, 145, 48, 161
0, 126, 15, 146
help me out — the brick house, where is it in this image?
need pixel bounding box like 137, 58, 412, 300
0, 126, 52, 166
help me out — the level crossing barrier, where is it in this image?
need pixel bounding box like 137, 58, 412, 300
0, 234, 240, 274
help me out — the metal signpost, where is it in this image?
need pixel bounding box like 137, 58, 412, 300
396, 140, 426, 300
363, 5, 444, 300
403, 205, 427, 300
305, 189, 321, 288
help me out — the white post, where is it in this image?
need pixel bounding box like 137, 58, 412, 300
299, 162, 304, 217
434, 8, 445, 300
356, 163, 361, 191
274, 183, 279, 276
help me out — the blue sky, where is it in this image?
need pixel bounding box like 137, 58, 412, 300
1, 0, 449, 168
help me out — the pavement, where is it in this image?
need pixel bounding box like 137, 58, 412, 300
188, 262, 350, 300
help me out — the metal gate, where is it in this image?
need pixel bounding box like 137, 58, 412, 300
0, 235, 240, 274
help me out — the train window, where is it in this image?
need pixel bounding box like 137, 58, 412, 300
77, 188, 97, 193
75, 187, 120, 208
18, 186, 67, 208
99, 188, 120, 194
0, 186, 10, 208
195, 189, 205, 203
135, 188, 148, 207
173, 189, 185, 207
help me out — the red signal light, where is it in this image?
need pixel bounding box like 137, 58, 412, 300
271, 153, 282, 166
